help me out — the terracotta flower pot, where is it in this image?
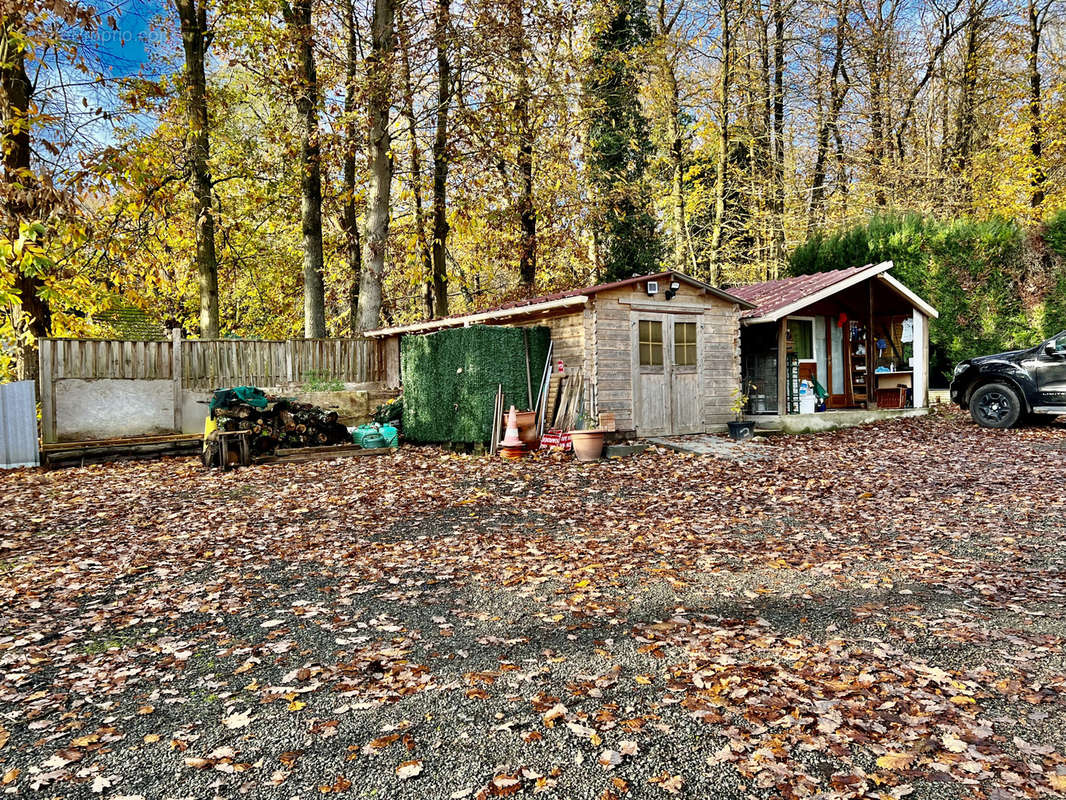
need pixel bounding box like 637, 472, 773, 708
569, 428, 605, 461
503, 410, 539, 449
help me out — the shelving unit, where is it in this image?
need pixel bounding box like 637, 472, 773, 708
849, 322, 868, 408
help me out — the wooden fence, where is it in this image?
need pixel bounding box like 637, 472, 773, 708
37, 334, 384, 443
182, 338, 382, 390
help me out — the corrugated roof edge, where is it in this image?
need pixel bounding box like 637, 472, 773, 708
364, 270, 755, 338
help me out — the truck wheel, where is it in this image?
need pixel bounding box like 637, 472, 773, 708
969, 383, 1022, 428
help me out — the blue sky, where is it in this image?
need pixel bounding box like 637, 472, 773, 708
93, 0, 168, 78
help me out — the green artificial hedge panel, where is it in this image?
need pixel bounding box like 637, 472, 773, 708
401, 325, 551, 443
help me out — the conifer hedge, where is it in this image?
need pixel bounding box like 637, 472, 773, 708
790, 212, 1066, 384
401, 325, 551, 443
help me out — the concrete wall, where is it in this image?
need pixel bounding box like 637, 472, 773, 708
56, 379, 175, 441
52, 379, 394, 441
180, 383, 398, 435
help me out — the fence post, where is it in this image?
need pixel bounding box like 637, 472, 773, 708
287, 339, 297, 385
172, 329, 184, 434
38, 339, 57, 444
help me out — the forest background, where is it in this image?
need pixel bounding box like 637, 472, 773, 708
3, 0, 1065, 385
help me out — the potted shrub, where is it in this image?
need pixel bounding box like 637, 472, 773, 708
727, 385, 756, 441
568, 411, 605, 461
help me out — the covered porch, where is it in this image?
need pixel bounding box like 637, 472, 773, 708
730, 262, 939, 416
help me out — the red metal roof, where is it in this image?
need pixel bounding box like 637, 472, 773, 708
728, 264, 886, 321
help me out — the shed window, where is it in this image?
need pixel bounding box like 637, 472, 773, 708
674, 322, 697, 366
788, 319, 814, 360
639, 320, 663, 366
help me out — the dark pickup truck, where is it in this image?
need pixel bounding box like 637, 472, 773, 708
950, 331, 1066, 427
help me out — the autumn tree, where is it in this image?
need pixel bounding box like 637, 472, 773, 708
584, 0, 662, 283
357, 0, 396, 331
1025, 0, 1055, 209
340, 0, 363, 334
281, 0, 327, 338
1, 2, 96, 381
176, 0, 220, 339
708, 0, 731, 279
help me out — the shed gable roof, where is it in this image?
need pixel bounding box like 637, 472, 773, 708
364, 271, 753, 338
728, 261, 938, 323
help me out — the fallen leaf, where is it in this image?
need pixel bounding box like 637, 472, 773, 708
542, 703, 567, 724
396, 759, 423, 779
876, 751, 915, 770
91, 774, 113, 793
598, 749, 623, 769
280, 750, 302, 768
942, 732, 967, 753
222, 710, 254, 729
490, 774, 521, 795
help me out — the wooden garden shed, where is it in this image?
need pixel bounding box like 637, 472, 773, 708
365, 272, 754, 437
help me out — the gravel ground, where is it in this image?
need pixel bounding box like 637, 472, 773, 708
1, 409, 1065, 799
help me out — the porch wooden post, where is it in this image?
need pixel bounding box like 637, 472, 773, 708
912, 310, 928, 407
867, 281, 875, 407
777, 318, 787, 414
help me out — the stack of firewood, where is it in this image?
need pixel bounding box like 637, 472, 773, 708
213, 399, 350, 455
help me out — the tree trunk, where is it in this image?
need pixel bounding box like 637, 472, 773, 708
342, 0, 363, 335
397, 9, 433, 319
770, 0, 786, 276
509, 0, 537, 288
430, 0, 451, 316
657, 0, 687, 273
1, 15, 50, 383
357, 0, 396, 332
176, 0, 220, 340
858, 0, 891, 207
808, 3, 846, 234
951, 0, 982, 210
1027, 0, 1045, 209
285, 0, 326, 338
709, 0, 730, 282
512, 0, 536, 289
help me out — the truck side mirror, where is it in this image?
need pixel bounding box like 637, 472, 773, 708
1045, 342, 1065, 359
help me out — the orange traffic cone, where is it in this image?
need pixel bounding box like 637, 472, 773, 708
499, 405, 527, 459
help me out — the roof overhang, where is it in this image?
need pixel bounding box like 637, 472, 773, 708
364, 294, 590, 338
877, 273, 939, 319
741, 261, 894, 325
662, 271, 757, 309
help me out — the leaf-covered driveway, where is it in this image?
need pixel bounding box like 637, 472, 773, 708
2, 410, 1066, 799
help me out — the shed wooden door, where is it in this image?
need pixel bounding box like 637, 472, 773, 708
631, 313, 703, 436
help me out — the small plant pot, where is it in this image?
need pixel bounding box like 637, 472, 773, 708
727, 420, 755, 441
570, 428, 605, 461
